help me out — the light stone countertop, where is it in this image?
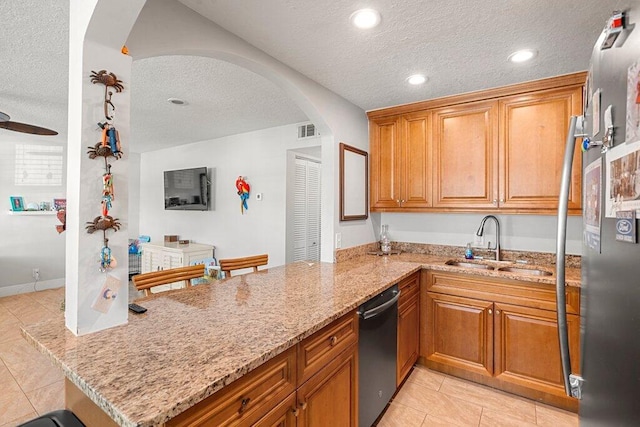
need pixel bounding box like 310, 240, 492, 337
21, 254, 580, 427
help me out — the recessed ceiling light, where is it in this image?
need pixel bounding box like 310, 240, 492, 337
167, 98, 187, 105
350, 9, 381, 29
508, 49, 538, 63
406, 74, 427, 85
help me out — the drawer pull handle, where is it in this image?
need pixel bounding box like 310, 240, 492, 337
300, 401, 308, 410
239, 397, 251, 413
329, 336, 338, 346
488, 309, 493, 315
495, 310, 501, 315
292, 407, 300, 417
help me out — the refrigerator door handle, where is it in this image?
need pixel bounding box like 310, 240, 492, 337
556, 115, 585, 399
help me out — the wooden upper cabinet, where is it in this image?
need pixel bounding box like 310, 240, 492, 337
401, 112, 432, 209
370, 116, 401, 209
369, 112, 431, 210
367, 72, 585, 214
432, 101, 498, 209
499, 86, 583, 213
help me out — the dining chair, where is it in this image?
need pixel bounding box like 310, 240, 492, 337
132, 264, 206, 296
218, 254, 268, 278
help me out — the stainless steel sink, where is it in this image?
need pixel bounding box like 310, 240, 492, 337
497, 266, 552, 276
445, 260, 494, 270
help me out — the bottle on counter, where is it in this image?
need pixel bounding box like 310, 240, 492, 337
380, 224, 392, 254
465, 243, 474, 259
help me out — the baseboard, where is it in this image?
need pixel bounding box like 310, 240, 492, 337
0, 278, 65, 298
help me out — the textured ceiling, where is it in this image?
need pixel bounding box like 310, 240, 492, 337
179, 0, 621, 110
0, 0, 68, 142
1, 0, 625, 152
130, 56, 308, 153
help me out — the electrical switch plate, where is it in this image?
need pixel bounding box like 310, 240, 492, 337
256, 193, 263, 201
335, 233, 342, 249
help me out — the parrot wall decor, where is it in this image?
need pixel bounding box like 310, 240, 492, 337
236, 176, 250, 214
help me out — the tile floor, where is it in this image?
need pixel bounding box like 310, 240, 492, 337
0, 287, 579, 427
0, 287, 65, 427
378, 365, 578, 427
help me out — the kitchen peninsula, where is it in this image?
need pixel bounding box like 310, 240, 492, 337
22, 253, 581, 426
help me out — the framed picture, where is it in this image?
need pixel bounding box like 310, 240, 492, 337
53, 198, 66, 211
10, 196, 25, 212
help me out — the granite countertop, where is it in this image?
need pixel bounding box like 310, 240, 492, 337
22, 254, 580, 427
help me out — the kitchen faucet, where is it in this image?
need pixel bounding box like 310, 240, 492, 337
476, 215, 500, 261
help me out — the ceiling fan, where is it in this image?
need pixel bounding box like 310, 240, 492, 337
0, 111, 58, 135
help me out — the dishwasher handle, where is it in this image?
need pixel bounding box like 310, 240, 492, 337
358, 290, 401, 320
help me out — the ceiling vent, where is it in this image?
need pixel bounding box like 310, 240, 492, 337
297, 123, 319, 139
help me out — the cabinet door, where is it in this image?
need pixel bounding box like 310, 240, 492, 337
499, 86, 582, 213
141, 247, 163, 273
432, 100, 499, 208
370, 116, 402, 210
254, 392, 297, 427
400, 112, 432, 208
494, 303, 580, 396
297, 344, 358, 427
163, 252, 183, 269
397, 292, 419, 386
425, 292, 494, 377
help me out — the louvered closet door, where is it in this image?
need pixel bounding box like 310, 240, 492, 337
293, 157, 321, 262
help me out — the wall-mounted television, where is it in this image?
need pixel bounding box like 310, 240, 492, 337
164, 167, 210, 211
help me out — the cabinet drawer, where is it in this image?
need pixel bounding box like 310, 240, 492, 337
398, 272, 420, 308
426, 271, 579, 314
167, 346, 296, 427
253, 392, 296, 427
297, 310, 358, 386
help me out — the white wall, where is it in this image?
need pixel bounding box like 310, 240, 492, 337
0, 134, 66, 295
373, 212, 583, 255
128, 151, 141, 238
127, 0, 374, 262
138, 123, 320, 266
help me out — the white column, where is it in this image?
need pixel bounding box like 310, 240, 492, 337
66, 0, 145, 335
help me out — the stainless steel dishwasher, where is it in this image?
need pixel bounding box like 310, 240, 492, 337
358, 284, 400, 427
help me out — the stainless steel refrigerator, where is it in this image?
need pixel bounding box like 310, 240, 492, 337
556, 5, 640, 426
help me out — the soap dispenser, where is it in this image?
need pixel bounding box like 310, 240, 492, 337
465, 243, 474, 259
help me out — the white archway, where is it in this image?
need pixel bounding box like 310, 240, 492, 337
68, 0, 372, 335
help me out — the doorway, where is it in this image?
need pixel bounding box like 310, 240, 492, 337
286, 153, 321, 263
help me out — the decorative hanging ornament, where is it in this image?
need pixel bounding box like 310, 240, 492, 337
236, 176, 250, 214
100, 244, 117, 272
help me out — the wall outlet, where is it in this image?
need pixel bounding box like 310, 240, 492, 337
32, 268, 40, 281
335, 233, 342, 249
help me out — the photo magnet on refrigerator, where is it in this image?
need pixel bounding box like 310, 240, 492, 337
616, 210, 637, 243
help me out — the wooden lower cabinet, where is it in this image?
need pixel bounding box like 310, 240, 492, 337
296, 343, 358, 427
167, 346, 297, 427
423, 271, 580, 411
494, 303, 580, 396
255, 393, 298, 427
397, 273, 420, 386
425, 292, 494, 378
167, 311, 359, 426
